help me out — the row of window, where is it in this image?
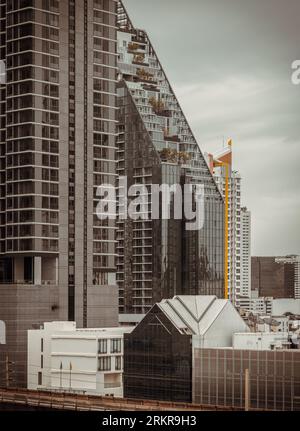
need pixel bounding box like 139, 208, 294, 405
5, 209, 58, 224
98, 356, 122, 372
7, 52, 59, 69
98, 338, 121, 354
7, 81, 59, 98
6, 181, 58, 196
7, 67, 59, 85
7, 22, 59, 42
6, 223, 58, 238
7, 0, 59, 14
6, 167, 58, 181
6, 139, 58, 154
6, 237, 58, 252
7, 124, 59, 140
7, 110, 59, 126
7, 9, 59, 28
6, 195, 58, 209
7, 37, 59, 56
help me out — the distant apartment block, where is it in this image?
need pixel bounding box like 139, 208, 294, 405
240, 207, 251, 298
0, 0, 119, 387
206, 144, 251, 306
28, 321, 132, 397
252, 256, 300, 299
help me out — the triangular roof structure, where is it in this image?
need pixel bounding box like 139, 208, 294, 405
158, 295, 230, 335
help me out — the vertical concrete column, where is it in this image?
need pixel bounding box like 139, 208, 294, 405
34, 257, 42, 285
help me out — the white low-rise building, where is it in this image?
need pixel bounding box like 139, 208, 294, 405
28, 322, 132, 397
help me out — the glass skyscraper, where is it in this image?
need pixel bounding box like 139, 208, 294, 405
116, 2, 224, 316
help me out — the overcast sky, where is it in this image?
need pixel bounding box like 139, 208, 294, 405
123, 0, 300, 256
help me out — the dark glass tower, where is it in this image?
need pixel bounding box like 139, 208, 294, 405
116, 2, 224, 316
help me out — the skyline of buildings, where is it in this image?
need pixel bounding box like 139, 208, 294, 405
0, 0, 298, 399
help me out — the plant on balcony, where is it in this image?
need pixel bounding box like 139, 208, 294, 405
159, 148, 177, 163
128, 42, 140, 52
136, 68, 153, 81
178, 151, 191, 164
159, 148, 191, 164
133, 53, 145, 64
149, 96, 165, 114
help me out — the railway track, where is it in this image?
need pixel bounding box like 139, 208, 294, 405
0, 388, 239, 411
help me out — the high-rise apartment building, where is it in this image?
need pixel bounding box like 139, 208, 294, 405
240, 207, 251, 298
0, 0, 119, 387
116, 2, 224, 317
206, 145, 252, 307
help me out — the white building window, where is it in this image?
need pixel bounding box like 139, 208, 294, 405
115, 356, 122, 371
38, 372, 42, 386
111, 338, 121, 353
98, 338, 107, 354
98, 356, 111, 371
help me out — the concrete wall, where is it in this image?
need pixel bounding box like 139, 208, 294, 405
233, 332, 290, 350
192, 302, 250, 349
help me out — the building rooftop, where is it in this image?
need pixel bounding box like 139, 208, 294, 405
158, 295, 230, 335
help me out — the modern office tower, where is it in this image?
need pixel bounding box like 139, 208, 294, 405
0, 0, 118, 387
116, 2, 224, 317
252, 256, 300, 299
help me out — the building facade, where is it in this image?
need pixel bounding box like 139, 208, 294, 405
0, 0, 119, 387
124, 295, 249, 402
240, 207, 251, 299
116, 2, 224, 317
28, 321, 132, 397
207, 144, 251, 306
193, 348, 300, 410
123, 295, 300, 410
252, 256, 299, 299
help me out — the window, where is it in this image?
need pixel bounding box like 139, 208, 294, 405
41, 355, 43, 369
115, 356, 122, 371
38, 372, 42, 386
111, 338, 121, 353
41, 338, 43, 353
98, 356, 111, 371
98, 338, 107, 354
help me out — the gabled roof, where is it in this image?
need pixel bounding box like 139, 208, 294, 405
158, 295, 229, 335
